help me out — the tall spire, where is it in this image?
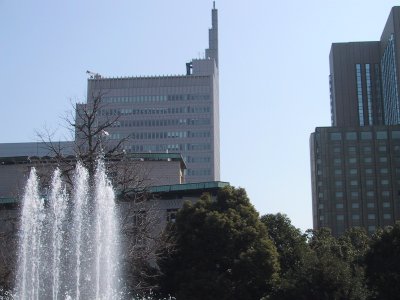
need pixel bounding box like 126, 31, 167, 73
205, 3, 218, 67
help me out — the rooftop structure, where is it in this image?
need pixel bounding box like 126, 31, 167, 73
82, 4, 220, 184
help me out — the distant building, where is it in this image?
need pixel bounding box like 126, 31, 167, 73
329, 7, 400, 127
310, 126, 400, 236
0, 153, 186, 201
0, 141, 74, 157
311, 6, 400, 235
82, 4, 220, 184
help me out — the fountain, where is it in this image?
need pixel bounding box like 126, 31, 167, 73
14, 160, 120, 300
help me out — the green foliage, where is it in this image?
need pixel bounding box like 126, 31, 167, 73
365, 223, 400, 299
261, 224, 369, 300
306, 228, 369, 300
158, 186, 279, 300
261, 213, 310, 274
261, 213, 314, 300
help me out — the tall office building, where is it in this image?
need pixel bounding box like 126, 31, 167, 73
82, 4, 219, 183
311, 7, 400, 235
329, 7, 400, 127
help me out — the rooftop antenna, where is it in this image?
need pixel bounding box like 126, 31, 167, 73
86, 70, 102, 79
213, 1, 215, 9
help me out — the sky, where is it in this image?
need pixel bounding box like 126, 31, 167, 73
1, 0, 399, 232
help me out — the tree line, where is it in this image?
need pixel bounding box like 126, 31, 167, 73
152, 186, 400, 300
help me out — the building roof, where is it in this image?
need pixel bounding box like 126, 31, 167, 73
149, 181, 229, 194
0, 152, 187, 169
0, 181, 230, 205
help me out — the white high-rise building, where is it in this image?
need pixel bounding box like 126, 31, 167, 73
84, 4, 220, 183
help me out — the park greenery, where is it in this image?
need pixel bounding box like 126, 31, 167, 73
152, 186, 400, 300
1, 95, 400, 298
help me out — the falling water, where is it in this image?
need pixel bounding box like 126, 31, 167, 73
14, 160, 120, 299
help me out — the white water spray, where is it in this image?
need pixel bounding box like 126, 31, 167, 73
15, 161, 120, 299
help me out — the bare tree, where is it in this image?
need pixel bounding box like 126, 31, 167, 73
35, 91, 175, 295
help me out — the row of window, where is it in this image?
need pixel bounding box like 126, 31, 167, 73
319, 214, 391, 222
332, 168, 390, 176
334, 178, 390, 187
186, 156, 212, 163
111, 118, 211, 128
329, 130, 400, 141
319, 202, 391, 209
101, 94, 211, 104
331, 145, 392, 153
332, 156, 389, 164
330, 202, 392, 209
187, 169, 212, 176
128, 131, 211, 140
124, 143, 212, 153
339, 191, 395, 198
333, 191, 392, 198
336, 213, 391, 221
101, 106, 211, 116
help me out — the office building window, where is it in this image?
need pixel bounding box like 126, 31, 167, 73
368, 214, 376, 220
356, 64, 364, 126
352, 214, 360, 220
361, 132, 372, 140
348, 146, 357, 152
380, 168, 388, 174
381, 179, 389, 185
349, 158, 357, 164
381, 34, 400, 125
352, 203, 360, 209
376, 131, 388, 139
392, 131, 400, 139
365, 168, 373, 174
379, 157, 388, 163
349, 169, 357, 175
330, 132, 342, 141
337, 215, 344, 221
333, 147, 341, 153
350, 180, 358, 186
335, 191, 343, 198
364, 157, 372, 163
335, 181, 343, 187
346, 132, 357, 140
366, 64, 373, 124
366, 179, 374, 186
382, 191, 390, 197
350, 191, 358, 198
367, 191, 374, 197
384, 214, 391, 220
367, 203, 375, 208
379, 145, 387, 152
368, 225, 376, 232
363, 146, 372, 153
383, 202, 391, 208
334, 169, 342, 175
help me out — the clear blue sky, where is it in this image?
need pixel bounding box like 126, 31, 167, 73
1, 0, 399, 231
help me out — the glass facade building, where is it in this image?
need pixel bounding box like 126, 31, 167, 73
311, 7, 400, 235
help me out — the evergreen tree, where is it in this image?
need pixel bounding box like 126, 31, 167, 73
158, 186, 279, 300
